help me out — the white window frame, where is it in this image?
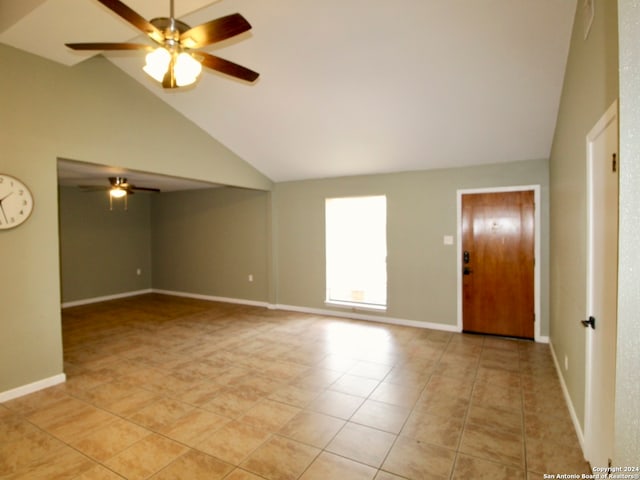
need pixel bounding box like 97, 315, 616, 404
325, 195, 387, 311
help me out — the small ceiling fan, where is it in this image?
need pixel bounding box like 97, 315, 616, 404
66, 0, 259, 88
80, 177, 160, 210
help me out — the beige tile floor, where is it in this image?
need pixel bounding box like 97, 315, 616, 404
0, 293, 590, 479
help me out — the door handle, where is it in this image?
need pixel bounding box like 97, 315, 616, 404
581, 316, 596, 329
463, 267, 473, 275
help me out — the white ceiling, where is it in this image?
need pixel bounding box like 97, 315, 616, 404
0, 0, 577, 187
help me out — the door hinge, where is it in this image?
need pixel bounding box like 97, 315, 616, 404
612, 153, 617, 172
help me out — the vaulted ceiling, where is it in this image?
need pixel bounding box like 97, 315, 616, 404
0, 0, 577, 185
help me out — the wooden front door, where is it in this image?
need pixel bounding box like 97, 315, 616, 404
462, 190, 535, 338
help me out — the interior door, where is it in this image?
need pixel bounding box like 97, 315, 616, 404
584, 101, 618, 469
462, 190, 535, 338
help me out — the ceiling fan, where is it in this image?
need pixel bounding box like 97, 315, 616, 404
80, 177, 160, 210
65, 0, 259, 88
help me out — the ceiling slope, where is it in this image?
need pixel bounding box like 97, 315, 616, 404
0, 0, 577, 183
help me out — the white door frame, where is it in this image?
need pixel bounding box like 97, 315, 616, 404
456, 185, 543, 342
584, 99, 618, 466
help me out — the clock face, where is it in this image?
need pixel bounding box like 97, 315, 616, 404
0, 174, 34, 230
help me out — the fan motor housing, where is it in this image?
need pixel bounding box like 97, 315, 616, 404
150, 17, 191, 35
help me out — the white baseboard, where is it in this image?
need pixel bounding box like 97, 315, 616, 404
62, 289, 547, 341
152, 289, 270, 308
153, 290, 460, 333
549, 340, 586, 452
0, 373, 66, 403
273, 303, 461, 332
61, 289, 153, 309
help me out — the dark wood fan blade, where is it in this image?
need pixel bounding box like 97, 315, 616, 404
65, 42, 152, 51
198, 52, 259, 82
180, 13, 251, 49
131, 186, 161, 192
96, 0, 164, 43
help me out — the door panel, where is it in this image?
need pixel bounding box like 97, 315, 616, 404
462, 191, 535, 338
585, 102, 618, 469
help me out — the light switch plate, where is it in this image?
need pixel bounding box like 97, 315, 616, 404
443, 235, 454, 245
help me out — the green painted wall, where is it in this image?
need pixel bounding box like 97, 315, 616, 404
151, 187, 270, 303
274, 159, 550, 332
63, 159, 549, 336
58, 186, 152, 303
548, 0, 618, 429
0, 43, 270, 393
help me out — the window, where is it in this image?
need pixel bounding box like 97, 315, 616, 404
325, 195, 387, 309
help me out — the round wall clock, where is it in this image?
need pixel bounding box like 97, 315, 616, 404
0, 174, 34, 230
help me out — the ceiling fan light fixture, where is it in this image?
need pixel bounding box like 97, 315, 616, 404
143, 47, 201, 87
143, 47, 172, 82
110, 187, 127, 198
175, 52, 202, 87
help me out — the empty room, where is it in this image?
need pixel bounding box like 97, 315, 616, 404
1, 1, 639, 479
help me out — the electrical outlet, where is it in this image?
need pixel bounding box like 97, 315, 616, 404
136, 268, 141, 276
564, 354, 569, 371
248, 274, 253, 282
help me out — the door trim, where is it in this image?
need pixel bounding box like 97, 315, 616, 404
456, 185, 543, 342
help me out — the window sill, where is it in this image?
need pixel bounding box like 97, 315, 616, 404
325, 300, 387, 312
